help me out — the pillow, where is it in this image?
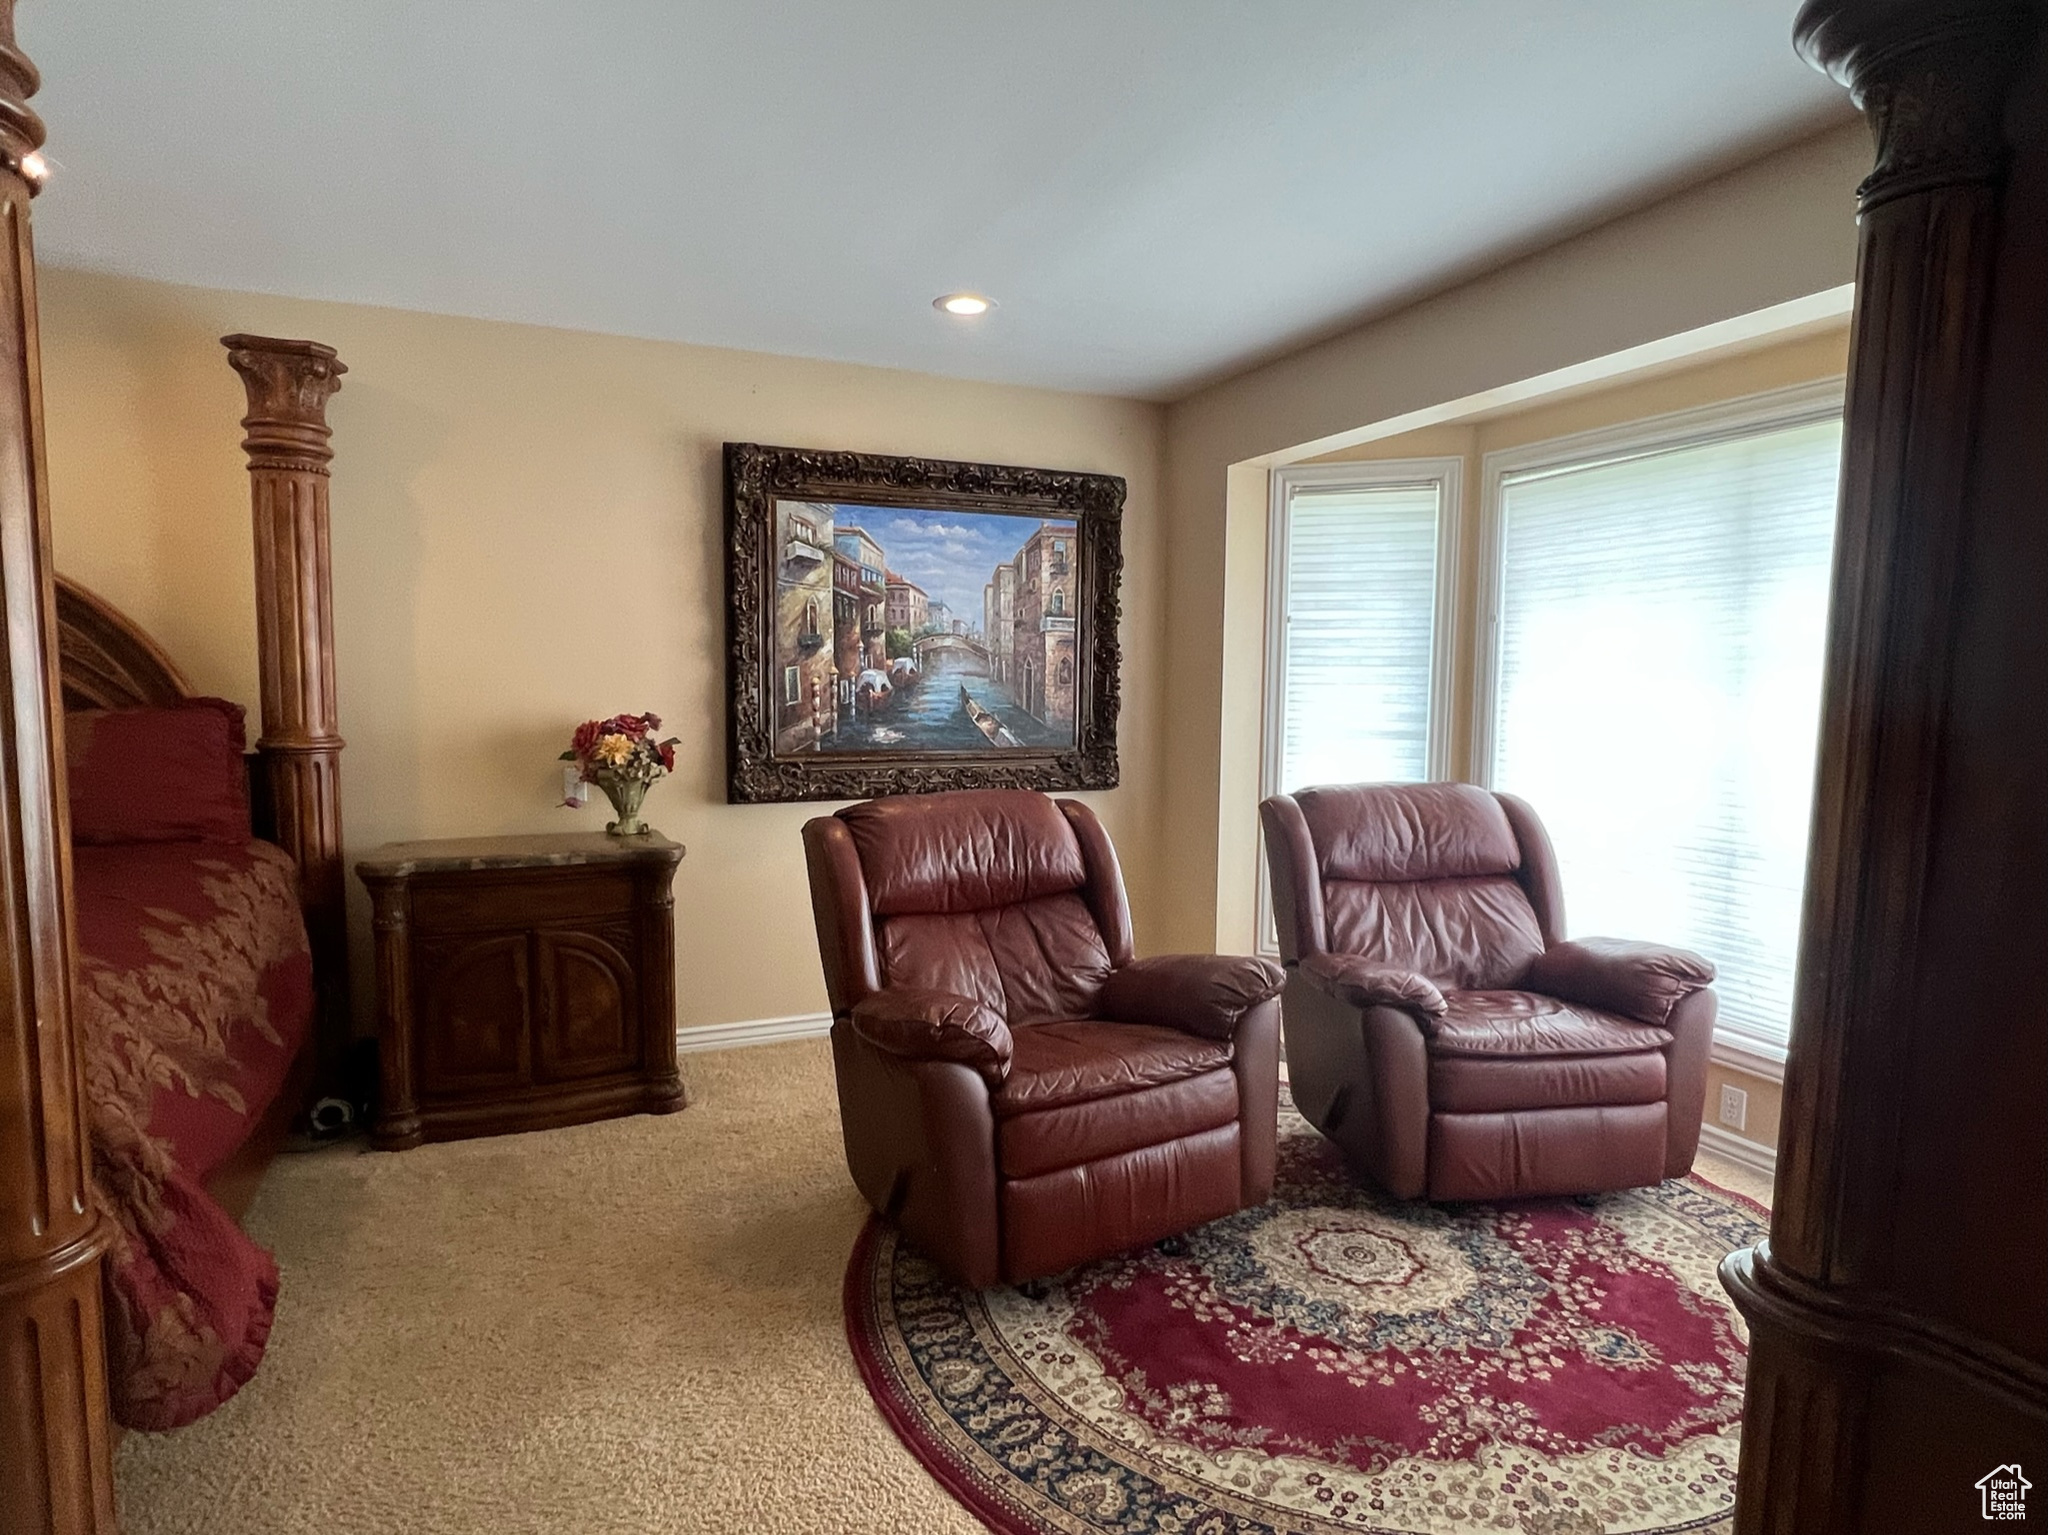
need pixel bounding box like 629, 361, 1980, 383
66, 698, 252, 845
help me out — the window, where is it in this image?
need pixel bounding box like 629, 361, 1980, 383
1258, 458, 1459, 954
1477, 383, 1842, 1056
1264, 459, 1460, 796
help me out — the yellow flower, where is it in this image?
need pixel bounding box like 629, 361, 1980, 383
594, 733, 635, 766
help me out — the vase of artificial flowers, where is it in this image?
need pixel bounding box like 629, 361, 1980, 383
561, 712, 680, 836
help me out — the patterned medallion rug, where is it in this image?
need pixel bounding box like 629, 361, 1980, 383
845, 1102, 1767, 1535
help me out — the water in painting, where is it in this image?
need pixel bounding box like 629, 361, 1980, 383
771, 500, 1080, 756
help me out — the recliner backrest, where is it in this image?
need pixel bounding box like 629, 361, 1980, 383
833, 789, 1121, 1025
1293, 782, 1545, 991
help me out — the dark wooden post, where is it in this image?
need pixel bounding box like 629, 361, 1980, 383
0, 6, 119, 1529
1721, 2, 2047, 1531
222, 335, 351, 1099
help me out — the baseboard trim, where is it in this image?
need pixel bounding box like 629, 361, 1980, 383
1711, 1034, 1788, 1083
1699, 1121, 1778, 1177
676, 1012, 833, 1054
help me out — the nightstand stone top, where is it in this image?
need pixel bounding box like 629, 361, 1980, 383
356, 831, 685, 880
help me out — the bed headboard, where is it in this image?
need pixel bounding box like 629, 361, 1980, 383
53, 574, 286, 841
55, 575, 194, 710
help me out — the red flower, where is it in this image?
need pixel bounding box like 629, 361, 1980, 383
569, 712, 669, 766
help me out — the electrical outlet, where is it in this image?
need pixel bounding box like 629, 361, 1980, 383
1718, 1083, 1749, 1133
562, 765, 588, 808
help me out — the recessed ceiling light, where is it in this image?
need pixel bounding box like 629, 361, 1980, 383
934, 293, 994, 317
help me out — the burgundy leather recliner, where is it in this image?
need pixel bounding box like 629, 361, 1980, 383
1260, 782, 1716, 1202
804, 788, 1283, 1288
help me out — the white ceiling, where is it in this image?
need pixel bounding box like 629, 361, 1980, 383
21, 2, 1848, 400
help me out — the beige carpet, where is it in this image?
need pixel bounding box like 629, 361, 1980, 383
116, 1039, 1774, 1533
117, 1040, 984, 1534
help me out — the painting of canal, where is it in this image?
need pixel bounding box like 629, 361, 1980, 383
770, 499, 1080, 757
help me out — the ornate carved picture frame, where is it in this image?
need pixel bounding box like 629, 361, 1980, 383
724, 442, 1123, 803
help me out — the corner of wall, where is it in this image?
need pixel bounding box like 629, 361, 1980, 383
1156, 124, 1864, 957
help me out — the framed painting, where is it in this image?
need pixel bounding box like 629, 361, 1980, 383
724, 442, 1123, 803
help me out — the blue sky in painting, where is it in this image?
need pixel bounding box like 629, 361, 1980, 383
832, 503, 1047, 623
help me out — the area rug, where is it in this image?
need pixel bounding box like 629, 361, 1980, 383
845, 1100, 1768, 1535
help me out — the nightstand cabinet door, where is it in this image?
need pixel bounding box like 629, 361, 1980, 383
535, 929, 638, 1082
417, 933, 534, 1097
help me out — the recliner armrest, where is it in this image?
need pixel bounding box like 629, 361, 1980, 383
849, 988, 1013, 1086
1524, 938, 1715, 1027
1299, 952, 1447, 1020
1097, 954, 1284, 1041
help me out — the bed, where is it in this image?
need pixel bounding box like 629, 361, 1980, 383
49, 334, 350, 1433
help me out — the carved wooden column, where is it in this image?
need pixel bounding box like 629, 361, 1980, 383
1722, 2, 2046, 1531
222, 335, 351, 1098
0, 7, 119, 1530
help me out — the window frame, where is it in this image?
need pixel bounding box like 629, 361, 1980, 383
1471, 376, 1846, 1071
1256, 455, 1463, 957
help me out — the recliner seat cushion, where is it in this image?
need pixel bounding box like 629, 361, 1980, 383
992, 1021, 1234, 1118
1429, 990, 1674, 1057
1428, 1049, 1666, 1114
998, 1067, 1239, 1178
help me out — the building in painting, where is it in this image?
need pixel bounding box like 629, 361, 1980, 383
833, 525, 888, 670
830, 550, 866, 709
984, 563, 1015, 688
1006, 521, 1077, 727
885, 571, 929, 634
775, 501, 838, 753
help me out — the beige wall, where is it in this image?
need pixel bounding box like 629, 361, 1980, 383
41, 120, 1865, 1151
1295, 325, 1852, 1158
39, 268, 1168, 1032
1155, 121, 1870, 959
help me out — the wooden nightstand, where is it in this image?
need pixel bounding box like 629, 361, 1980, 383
356, 832, 687, 1150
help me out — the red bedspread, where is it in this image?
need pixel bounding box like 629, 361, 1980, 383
72, 838, 313, 1431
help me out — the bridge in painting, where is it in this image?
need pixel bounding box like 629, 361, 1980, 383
912, 632, 991, 668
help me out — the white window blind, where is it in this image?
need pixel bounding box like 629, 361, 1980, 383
1277, 480, 1443, 791
1488, 413, 1841, 1051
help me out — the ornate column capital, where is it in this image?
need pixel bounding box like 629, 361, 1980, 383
0, 1, 46, 189
221, 334, 347, 472
1795, 0, 2034, 209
